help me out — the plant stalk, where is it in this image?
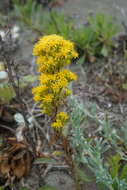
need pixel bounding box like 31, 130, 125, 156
60, 132, 81, 190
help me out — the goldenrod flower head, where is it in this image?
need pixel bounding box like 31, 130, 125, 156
52, 120, 63, 129
32, 85, 47, 94
51, 112, 69, 129
42, 94, 54, 103
32, 34, 78, 130
56, 112, 69, 121
52, 83, 61, 93
32, 85, 48, 101
33, 34, 74, 55
59, 70, 77, 81
33, 34, 78, 74
36, 56, 46, 64
33, 94, 41, 102
39, 73, 53, 84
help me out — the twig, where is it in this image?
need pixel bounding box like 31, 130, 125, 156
0, 124, 15, 134
119, 103, 124, 114
0, 29, 29, 129
23, 100, 46, 136
41, 164, 69, 178
122, 21, 127, 33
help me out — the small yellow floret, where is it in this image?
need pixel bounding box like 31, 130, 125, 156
42, 94, 54, 103
52, 120, 63, 129
57, 112, 69, 121
51, 112, 69, 129
33, 95, 41, 102
63, 88, 71, 97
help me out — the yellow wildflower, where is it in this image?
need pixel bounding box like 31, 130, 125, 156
56, 112, 69, 121
32, 85, 48, 102
42, 94, 54, 103
33, 94, 41, 102
51, 112, 69, 129
52, 83, 61, 93
52, 120, 63, 129
33, 34, 78, 74
64, 88, 71, 96
59, 70, 77, 81
36, 56, 46, 64
72, 51, 78, 58
32, 85, 47, 94
32, 34, 78, 128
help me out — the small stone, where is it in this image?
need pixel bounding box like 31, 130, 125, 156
0, 71, 8, 82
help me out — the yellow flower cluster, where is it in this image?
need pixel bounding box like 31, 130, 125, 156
52, 112, 69, 129
33, 34, 78, 73
32, 34, 78, 129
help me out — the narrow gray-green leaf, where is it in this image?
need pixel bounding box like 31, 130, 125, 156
34, 157, 56, 164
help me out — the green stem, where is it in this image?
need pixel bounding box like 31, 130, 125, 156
60, 133, 81, 190
72, 162, 81, 190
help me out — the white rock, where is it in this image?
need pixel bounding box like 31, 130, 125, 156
14, 113, 25, 124
0, 71, 8, 81
11, 25, 20, 40
12, 25, 20, 33
0, 30, 5, 40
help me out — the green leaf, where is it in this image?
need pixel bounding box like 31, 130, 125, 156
120, 163, 127, 180
62, 124, 69, 137
77, 168, 92, 182
76, 56, 85, 65
34, 157, 56, 164
0, 137, 3, 145
0, 187, 4, 190
20, 75, 38, 88
20, 187, 30, 190
122, 83, 127, 90
108, 154, 121, 179
101, 46, 108, 57
38, 185, 62, 190
0, 84, 15, 102
23, 75, 37, 83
